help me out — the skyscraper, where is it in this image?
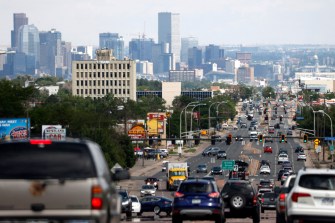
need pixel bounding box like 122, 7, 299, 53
17, 24, 40, 73
181, 37, 198, 63
99, 33, 124, 60
158, 12, 181, 63
129, 37, 154, 61
11, 13, 28, 49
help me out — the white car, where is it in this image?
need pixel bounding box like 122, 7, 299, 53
297, 153, 307, 161
286, 168, 335, 222
260, 165, 271, 175
130, 195, 141, 215
278, 153, 289, 164
140, 185, 156, 197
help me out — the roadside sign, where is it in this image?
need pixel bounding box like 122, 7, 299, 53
330, 145, 334, 151
222, 160, 235, 170
45, 128, 66, 141
325, 137, 335, 141
296, 117, 304, 120
316, 145, 321, 153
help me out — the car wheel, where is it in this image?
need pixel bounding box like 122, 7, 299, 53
126, 210, 132, 218
276, 213, 285, 223
253, 213, 260, 223
137, 212, 142, 216
230, 194, 246, 209
154, 206, 161, 215
261, 207, 264, 213
166, 211, 171, 216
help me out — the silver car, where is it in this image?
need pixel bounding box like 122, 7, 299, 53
0, 139, 128, 223
140, 185, 156, 197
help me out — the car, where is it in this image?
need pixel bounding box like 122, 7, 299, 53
220, 180, 260, 223
235, 135, 243, 141
196, 164, 208, 173
260, 160, 270, 167
211, 166, 223, 175
172, 179, 225, 223
0, 138, 128, 223
258, 179, 274, 190
145, 177, 160, 190
295, 146, 304, 153
139, 196, 172, 216
260, 165, 271, 175
280, 172, 290, 185
217, 150, 227, 159
162, 160, 169, 172
263, 146, 273, 153
257, 188, 273, 204
282, 166, 293, 174
297, 152, 307, 161
277, 169, 288, 181
276, 174, 296, 223
287, 130, 293, 135
130, 195, 141, 216
140, 184, 156, 197
285, 168, 335, 223
240, 123, 247, 128
278, 148, 288, 155
274, 123, 280, 129
118, 189, 133, 218
202, 147, 220, 156
278, 153, 289, 164
281, 160, 292, 168
264, 137, 273, 143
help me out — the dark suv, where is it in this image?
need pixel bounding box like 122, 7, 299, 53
172, 179, 225, 223
117, 189, 132, 218
220, 180, 260, 223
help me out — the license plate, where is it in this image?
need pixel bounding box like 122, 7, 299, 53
322, 198, 334, 206
192, 199, 201, 204
224, 208, 230, 212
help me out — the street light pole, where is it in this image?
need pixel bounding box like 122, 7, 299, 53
179, 102, 198, 139
190, 104, 206, 133
314, 110, 333, 162
208, 102, 220, 133
216, 101, 227, 128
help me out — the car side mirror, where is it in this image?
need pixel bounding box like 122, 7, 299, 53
111, 168, 130, 181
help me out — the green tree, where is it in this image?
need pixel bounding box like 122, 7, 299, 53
262, 86, 275, 99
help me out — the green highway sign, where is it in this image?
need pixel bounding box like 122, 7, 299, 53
222, 160, 235, 170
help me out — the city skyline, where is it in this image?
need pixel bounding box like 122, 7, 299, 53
1, 0, 335, 48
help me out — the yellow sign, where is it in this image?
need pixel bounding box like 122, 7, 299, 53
314, 139, 320, 145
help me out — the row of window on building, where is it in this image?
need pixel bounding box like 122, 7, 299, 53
75, 63, 130, 70
76, 71, 130, 79
76, 80, 130, 87
76, 88, 130, 96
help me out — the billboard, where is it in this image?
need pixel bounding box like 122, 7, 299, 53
42, 125, 62, 139
0, 118, 30, 141
45, 128, 66, 141
146, 113, 165, 136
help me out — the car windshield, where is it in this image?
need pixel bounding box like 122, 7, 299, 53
263, 192, 276, 198
179, 182, 213, 193
130, 196, 138, 202
198, 165, 206, 168
299, 174, 335, 190
0, 142, 96, 179
170, 171, 186, 176
118, 191, 128, 200
213, 167, 221, 170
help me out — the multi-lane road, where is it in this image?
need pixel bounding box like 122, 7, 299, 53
121, 100, 308, 222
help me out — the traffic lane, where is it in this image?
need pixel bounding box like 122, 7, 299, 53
121, 211, 277, 222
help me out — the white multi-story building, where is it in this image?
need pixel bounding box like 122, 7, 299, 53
72, 49, 136, 101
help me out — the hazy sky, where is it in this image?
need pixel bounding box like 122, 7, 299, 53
1, 0, 334, 47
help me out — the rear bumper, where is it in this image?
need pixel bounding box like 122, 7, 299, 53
173, 207, 223, 220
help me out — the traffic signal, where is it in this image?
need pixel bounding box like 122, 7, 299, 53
258, 134, 263, 142
303, 134, 308, 143
227, 134, 232, 145
280, 134, 286, 143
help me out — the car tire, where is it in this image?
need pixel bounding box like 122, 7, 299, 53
261, 207, 264, 213
126, 210, 132, 218
253, 213, 260, 223
137, 212, 142, 216
154, 206, 161, 215
166, 211, 171, 216
276, 213, 285, 223
215, 215, 225, 223
230, 194, 246, 209
172, 216, 182, 223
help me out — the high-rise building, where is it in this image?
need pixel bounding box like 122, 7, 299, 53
236, 52, 252, 64
158, 12, 181, 63
17, 24, 40, 73
129, 37, 154, 61
99, 33, 124, 60
39, 29, 63, 77
237, 64, 254, 83
181, 37, 198, 63
72, 49, 136, 101
205, 44, 224, 63
188, 47, 202, 70
11, 13, 28, 49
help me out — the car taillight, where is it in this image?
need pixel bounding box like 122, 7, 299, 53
292, 192, 311, 202
91, 185, 103, 209
261, 198, 264, 203
253, 195, 258, 205
279, 193, 286, 201
174, 192, 184, 198
30, 139, 52, 145
208, 192, 220, 198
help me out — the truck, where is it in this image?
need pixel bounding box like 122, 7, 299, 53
166, 162, 188, 190
249, 131, 258, 142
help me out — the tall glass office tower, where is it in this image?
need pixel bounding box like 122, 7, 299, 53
99, 33, 124, 60
158, 12, 181, 63
11, 13, 28, 49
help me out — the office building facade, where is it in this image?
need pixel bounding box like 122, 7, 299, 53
11, 13, 28, 49
99, 33, 124, 60
181, 37, 198, 63
72, 49, 136, 101
158, 12, 181, 63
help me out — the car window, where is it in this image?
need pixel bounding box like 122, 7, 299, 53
262, 192, 276, 198
142, 185, 155, 189
0, 142, 96, 179
299, 174, 335, 190
179, 182, 213, 193
130, 196, 138, 202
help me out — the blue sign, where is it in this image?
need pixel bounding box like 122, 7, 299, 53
296, 117, 304, 120
0, 118, 30, 141
325, 137, 335, 141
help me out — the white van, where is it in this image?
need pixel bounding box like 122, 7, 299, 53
249, 131, 258, 142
